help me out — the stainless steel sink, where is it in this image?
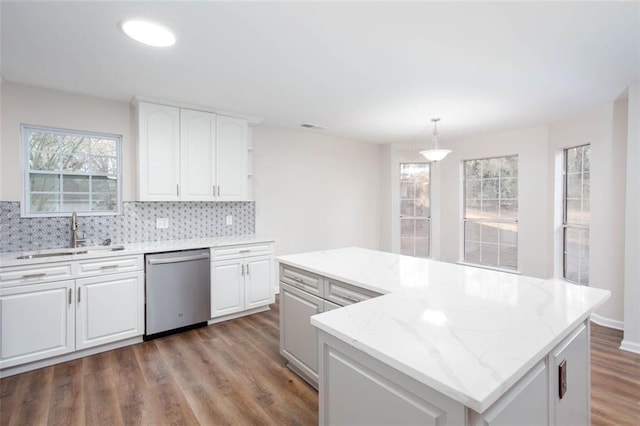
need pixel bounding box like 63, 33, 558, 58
16, 245, 125, 260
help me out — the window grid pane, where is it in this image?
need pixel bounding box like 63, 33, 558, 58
563, 145, 590, 284
463, 155, 518, 270
400, 163, 431, 258
23, 125, 121, 216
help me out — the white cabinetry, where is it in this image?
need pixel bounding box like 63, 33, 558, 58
210, 243, 275, 320
76, 271, 144, 350
136, 101, 249, 201
318, 321, 592, 426
1, 279, 75, 368
281, 283, 324, 385
216, 115, 248, 201
279, 264, 381, 388
180, 108, 216, 200
137, 102, 181, 201
211, 258, 244, 316
551, 323, 589, 426
0, 254, 144, 374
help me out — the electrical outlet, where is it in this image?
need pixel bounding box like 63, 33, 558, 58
156, 218, 169, 229
225, 215, 233, 226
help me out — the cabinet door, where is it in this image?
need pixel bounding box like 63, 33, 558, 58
552, 323, 589, 426
216, 115, 248, 201
180, 109, 216, 200
76, 271, 144, 350
211, 259, 244, 317
280, 283, 323, 384
138, 102, 180, 201
244, 255, 275, 310
470, 361, 548, 426
0, 280, 75, 368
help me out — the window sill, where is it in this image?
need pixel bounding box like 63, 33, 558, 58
455, 261, 522, 275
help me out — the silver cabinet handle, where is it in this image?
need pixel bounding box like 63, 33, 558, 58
241, 264, 245, 276
246, 264, 250, 276
77, 287, 81, 304
341, 294, 361, 303
68, 288, 72, 305
239, 249, 251, 254
100, 265, 119, 270
217, 185, 220, 197
23, 273, 46, 279
176, 184, 180, 197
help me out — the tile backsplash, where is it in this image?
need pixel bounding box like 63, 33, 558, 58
0, 201, 255, 253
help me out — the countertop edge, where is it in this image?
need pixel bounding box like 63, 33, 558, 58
311, 292, 610, 414
0, 236, 276, 268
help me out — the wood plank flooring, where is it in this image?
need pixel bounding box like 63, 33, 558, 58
590, 323, 640, 426
1, 301, 639, 425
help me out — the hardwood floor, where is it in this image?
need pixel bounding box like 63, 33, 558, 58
590, 323, 640, 426
1, 303, 639, 425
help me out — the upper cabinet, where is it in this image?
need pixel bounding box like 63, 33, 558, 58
138, 103, 181, 201
137, 101, 249, 201
216, 116, 248, 201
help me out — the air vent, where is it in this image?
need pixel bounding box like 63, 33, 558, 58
300, 123, 325, 130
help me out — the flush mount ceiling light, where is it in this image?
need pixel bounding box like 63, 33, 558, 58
420, 118, 451, 163
120, 20, 176, 47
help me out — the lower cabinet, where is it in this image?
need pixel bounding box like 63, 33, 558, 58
0, 280, 75, 368
551, 323, 589, 425
317, 321, 591, 426
279, 264, 381, 388
468, 361, 549, 426
76, 271, 144, 350
280, 283, 324, 385
1, 255, 145, 373
211, 258, 245, 316
211, 252, 275, 319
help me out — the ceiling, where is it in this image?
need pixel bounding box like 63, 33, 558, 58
1, 1, 639, 144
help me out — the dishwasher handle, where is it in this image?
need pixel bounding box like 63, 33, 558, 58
147, 253, 210, 265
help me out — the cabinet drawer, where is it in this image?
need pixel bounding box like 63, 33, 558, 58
280, 264, 323, 297
324, 279, 380, 306
211, 243, 274, 260
0, 263, 74, 288
76, 255, 143, 277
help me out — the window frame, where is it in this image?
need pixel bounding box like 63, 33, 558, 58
562, 144, 590, 285
399, 162, 431, 258
21, 124, 123, 217
462, 154, 519, 271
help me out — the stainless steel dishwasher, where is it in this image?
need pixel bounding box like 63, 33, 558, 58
145, 249, 210, 339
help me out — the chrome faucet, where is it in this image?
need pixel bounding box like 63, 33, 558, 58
71, 211, 87, 248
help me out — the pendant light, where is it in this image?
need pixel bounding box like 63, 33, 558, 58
420, 118, 451, 163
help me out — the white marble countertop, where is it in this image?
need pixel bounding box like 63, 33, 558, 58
278, 247, 610, 413
0, 235, 274, 267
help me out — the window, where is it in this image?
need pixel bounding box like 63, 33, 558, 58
463, 155, 518, 270
400, 163, 430, 258
563, 144, 590, 284
22, 125, 121, 216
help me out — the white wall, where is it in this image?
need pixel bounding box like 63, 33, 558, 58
0, 82, 133, 201
251, 125, 381, 256
622, 83, 640, 353
437, 126, 550, 278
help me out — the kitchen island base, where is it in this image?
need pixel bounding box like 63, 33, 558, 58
318, 321, 589, 426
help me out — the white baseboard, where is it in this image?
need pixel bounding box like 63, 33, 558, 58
590, 313, 624, 330
589, 314, 640, 354
620, 339, 640, 354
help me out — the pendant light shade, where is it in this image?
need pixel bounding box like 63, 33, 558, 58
420, 118, 451, 163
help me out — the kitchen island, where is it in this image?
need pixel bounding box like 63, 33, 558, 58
277, 247, 610, 425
